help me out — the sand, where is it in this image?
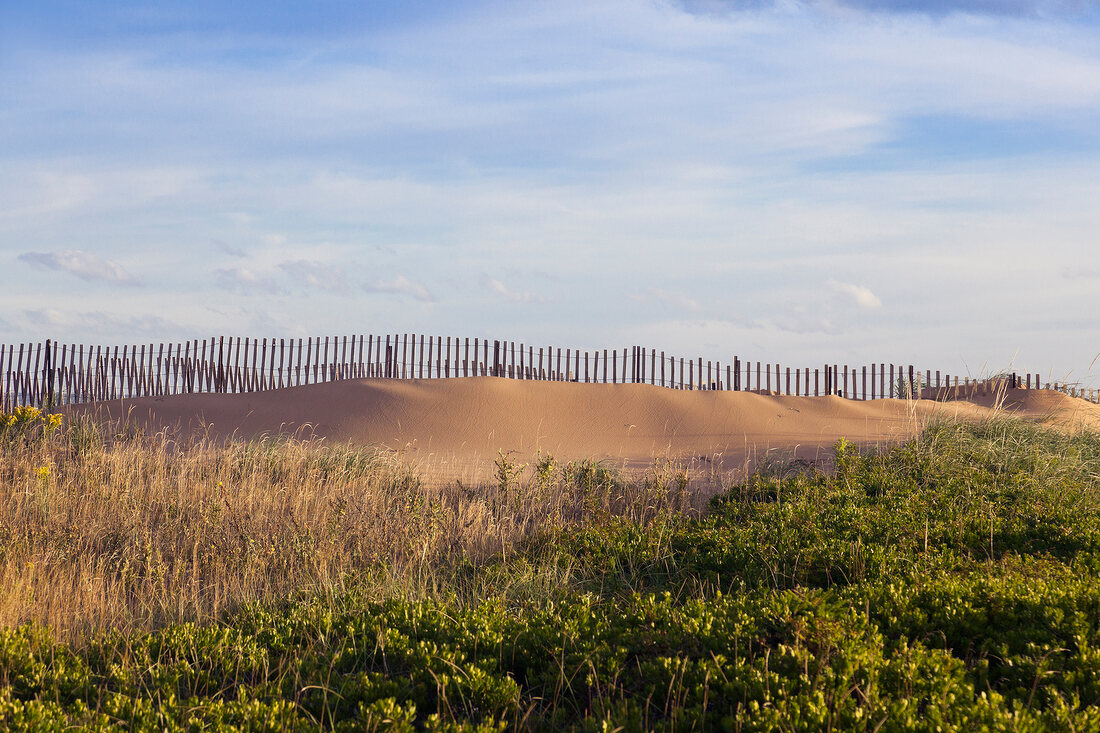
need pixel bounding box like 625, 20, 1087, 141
63, 377, 1100, 484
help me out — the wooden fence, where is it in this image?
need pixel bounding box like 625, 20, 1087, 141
0, 335, 1094, 413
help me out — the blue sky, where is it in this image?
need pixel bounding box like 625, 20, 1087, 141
3, 0, 1100, 386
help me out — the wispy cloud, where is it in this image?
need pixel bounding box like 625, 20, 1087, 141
22, 308, 179, 336
481, 275, 545, 303
829, 280, 883, 309
678, 0, 1095, 18
827, 0, 1094, 18
215, 266, 285, 295
1061, 266, 1100, 279
214, 239, 249, 258
638, 287, 703, 312
18, 250, 136, 285
277, 259, 349, 292
364, 275, 434, 302
764, 313, 843, 336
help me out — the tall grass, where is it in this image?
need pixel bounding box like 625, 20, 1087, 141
0, 411, 691, 640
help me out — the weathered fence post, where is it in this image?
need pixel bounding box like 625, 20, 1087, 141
42, 339, 52, 408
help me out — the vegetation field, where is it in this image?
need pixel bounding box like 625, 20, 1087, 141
3, 405, 1100, 730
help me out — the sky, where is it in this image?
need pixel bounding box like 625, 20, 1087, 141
3, 0, 1100, 386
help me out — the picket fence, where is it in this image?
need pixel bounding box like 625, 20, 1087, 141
0, 335, 1092, 413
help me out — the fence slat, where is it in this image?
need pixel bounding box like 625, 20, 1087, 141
0, 345, 6, 412
104, 346, 112, 401
96, 343, 104, 400
80, 346, 88, 403
205, 339, 214, 394
117, 344, 127, 399
74, 341, 83, 400
1, 345, 9, 411
125, 343, 134, 398
81, 346, 89, 402
277, 334, 286, 385
75, 343, 84, 402
269, 337, 278, 386
144, 342, 153, 397
29, 342, 41, 407
10, 344, 18, 409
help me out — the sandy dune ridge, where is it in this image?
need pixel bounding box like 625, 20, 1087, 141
64, 377, 1100, 484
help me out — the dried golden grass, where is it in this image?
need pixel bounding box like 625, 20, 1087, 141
0, 414, 694, 641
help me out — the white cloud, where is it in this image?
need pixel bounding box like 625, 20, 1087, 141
215, 266, 284, 294
829, 280, 883, 309
277, 259, 348, 292
364, 275, 435, 302
818, 0, 1094, 19
214, 239, 248, 258
638, 287, 703, 312
22, 308, 180, 336
18, 250, 136, 284
482, 274, 545, 303
678, 0, 1097, 19
1061, 266, 1100, 280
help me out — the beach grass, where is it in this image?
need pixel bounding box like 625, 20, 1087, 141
0, 409, 690, 639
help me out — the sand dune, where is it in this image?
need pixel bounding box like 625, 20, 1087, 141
64, 377, 1100, 483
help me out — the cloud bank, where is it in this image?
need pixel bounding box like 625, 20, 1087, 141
18, 250, 136, 285
678, 0, 1096, 17
482, 275, 545, 304
829, 280, 883, 309
364, 275, 434, 302
278, 260, 349, 293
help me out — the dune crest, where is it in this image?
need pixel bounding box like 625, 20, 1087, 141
64, 377, 1100, 481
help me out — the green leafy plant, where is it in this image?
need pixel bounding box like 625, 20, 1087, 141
494, 449, 526, 497
533, 450, 557, 495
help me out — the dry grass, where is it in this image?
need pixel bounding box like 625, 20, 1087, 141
0, 412, 694, 641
